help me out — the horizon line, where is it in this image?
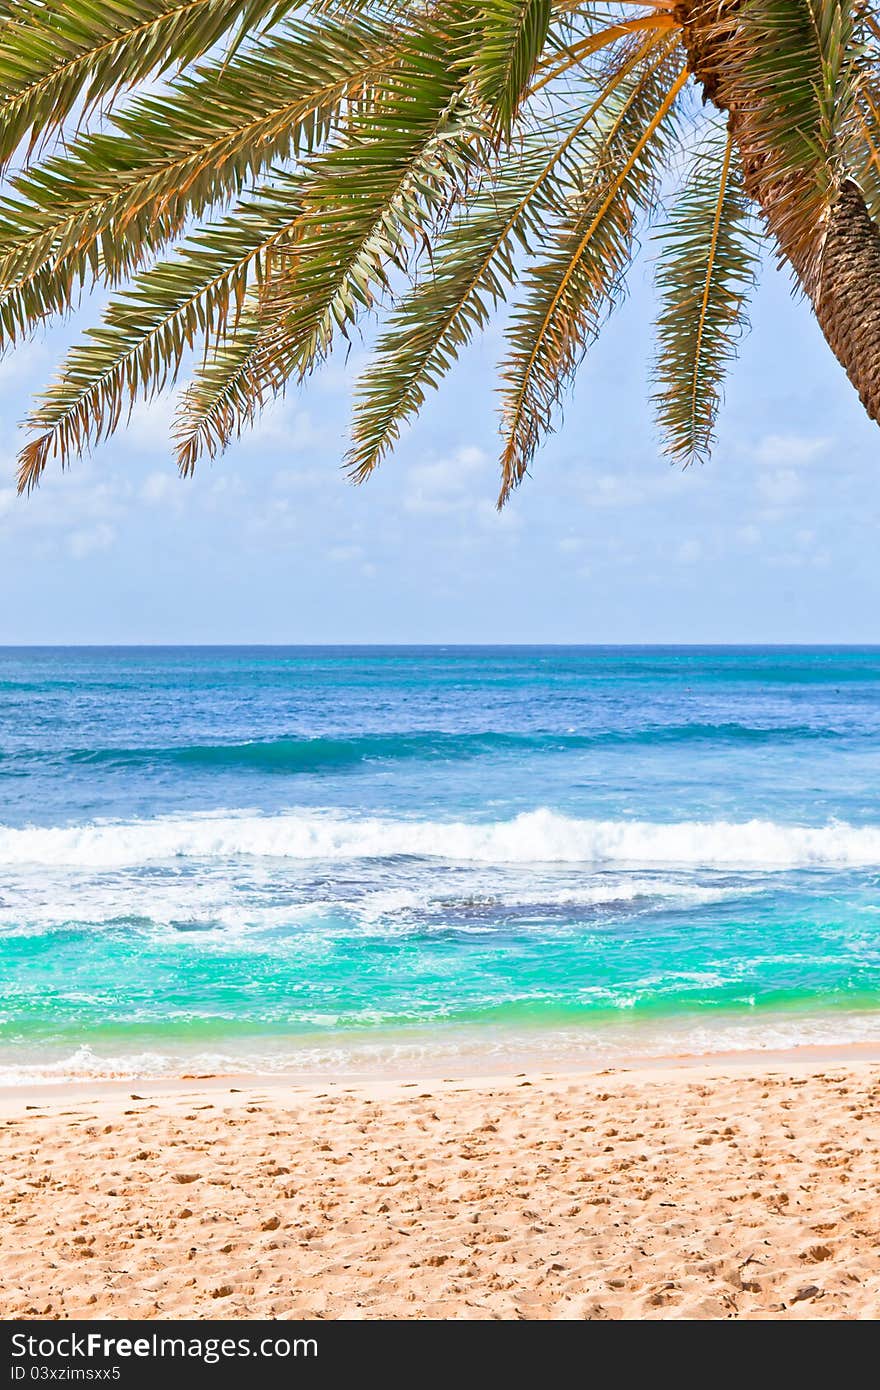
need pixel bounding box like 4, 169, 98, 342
1, 642, 879, 651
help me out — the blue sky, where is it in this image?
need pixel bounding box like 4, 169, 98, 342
1, 250, 878, 644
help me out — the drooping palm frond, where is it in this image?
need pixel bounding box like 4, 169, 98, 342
347, 23, 673, 479
0, 0, 287, 169
170, 14, 486, 468
847, 9, 880, 226
172, 303, 288, 474
7, 0, 880, 503
472, 0, 552, 129
0, 10, 403, 340
258, 24, 485, 377
16, 174, 306, 491
852, 79, 880, 218
498, 43, 685, 500
653, 124, 761, 465
527, 11, 677, 95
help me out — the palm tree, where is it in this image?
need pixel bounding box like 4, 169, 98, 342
1, 0, 877, 504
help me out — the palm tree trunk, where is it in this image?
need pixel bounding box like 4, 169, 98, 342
677, 0, 880, 424
809, 178, 880, 424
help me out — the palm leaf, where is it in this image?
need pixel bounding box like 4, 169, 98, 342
731, 0, 861, 283
16, 174, 306, 491
498, 45, 685, 501
0, 0, 287, 170
224, 16, 484, 401
347, 25, 674, 480
528, 11, 678, 96
853, 94, 880, 220
12, 0, 878, 499
653, 125, 762, 466
0, 10, 403, 342
172, 291, 307, 473
472, 0, 552, 129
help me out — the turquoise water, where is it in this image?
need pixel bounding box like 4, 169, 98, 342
2, 645, 880, 1081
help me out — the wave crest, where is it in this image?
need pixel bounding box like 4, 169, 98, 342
37, 720, 841, 775
2, 808, 880, 869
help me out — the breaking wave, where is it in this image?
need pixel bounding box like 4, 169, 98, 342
2, 807, 880, 869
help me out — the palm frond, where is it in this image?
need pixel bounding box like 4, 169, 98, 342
473, 0, 552, 129
347, 25, 674, 480
172, 303, 290, 476
528, 11, 678, 96
848, 53, 880, 221
653, 125, 762, 466
16, 175, 305, 492
498, 44, 685, 502
168, 15, 484, 476
243, 17, 485, 385
0, 0, 287, 170
10, 0, 878, 500
0, 10, 402, 342
853, 101, 880, 219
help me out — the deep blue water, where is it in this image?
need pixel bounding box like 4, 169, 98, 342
2, 645, 880, 1080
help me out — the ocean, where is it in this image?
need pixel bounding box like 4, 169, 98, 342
2, 644, 880, 1083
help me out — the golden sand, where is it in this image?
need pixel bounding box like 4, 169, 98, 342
2, 1062, 879, 1319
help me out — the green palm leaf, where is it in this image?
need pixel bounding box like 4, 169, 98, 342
848, 26, 880, 224
173, 303, 287, 475
347, 25, 671, 480
189, 11, 486, 465
731, 0, 861, 283
0, 10, 401, 342
17, 174, 306, 492
653, 125, 762, 466
0, 0, 287, 169
498, 43, 685, 501
473, 0, 551, 129
7, 0, 880, 500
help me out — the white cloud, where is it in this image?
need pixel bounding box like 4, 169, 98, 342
737, 524, 761, 547
328, 544, 363, 563
404, 445, 489, 515
758, 468, 803, 507
572, 466, 689, 511
558, 536, 583, 554
126, 395, 177, 452
241, 495, 299, 540
11, 471, 129, 533
247, 406, 331, 452
676, 539, 703, 564
752, 433, 830, 467
208, 475, 246, 500
475, 498, 521, 533
68, 523, 116, 559
0, 341, 50, 390
312, 351, 369, 394
584, 474, 647, 508
272, 466, 333, 492
455, 446, 485, 468
140, 472, 180, 505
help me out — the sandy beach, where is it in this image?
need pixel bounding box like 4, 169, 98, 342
1, 1058, 878, 1320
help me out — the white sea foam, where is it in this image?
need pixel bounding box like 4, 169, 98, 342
345, 879, 746, 922
0, 862, 758, 939
4, 1010, 880, 1086
1, 807, 879, 870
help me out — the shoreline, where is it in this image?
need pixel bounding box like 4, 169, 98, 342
4, 1033, 880, 1103
2, 1057, 879, 1317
